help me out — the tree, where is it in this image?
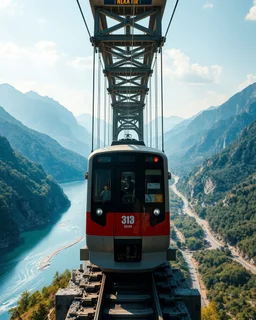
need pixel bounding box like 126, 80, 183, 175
30, 303, 48, 320
17, 291, 30, 313
202, 301, 220, 320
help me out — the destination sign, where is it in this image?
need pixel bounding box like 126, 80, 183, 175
104, 0, 152, 5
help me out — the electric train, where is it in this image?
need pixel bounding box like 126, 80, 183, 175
82, 142, 174, 272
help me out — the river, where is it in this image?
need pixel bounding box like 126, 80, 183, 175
0, 180, 87, 320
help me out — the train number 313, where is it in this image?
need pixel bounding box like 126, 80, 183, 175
121, 215, 135, 225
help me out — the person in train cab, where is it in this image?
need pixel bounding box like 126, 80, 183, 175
124, 176, 135, 195
100, 184, 111, 201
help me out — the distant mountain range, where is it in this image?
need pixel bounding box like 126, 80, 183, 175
144, 115, 184, 135
0, 136, 70, 251
0, 84, 91, 158
165, 83, 256, 173
77, 113, 112, 147
0, 106, 87, 182
77, 113, 184, 144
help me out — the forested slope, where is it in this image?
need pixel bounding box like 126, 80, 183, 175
167, 83, 256, 174
0, 136, 70, 250
0, 106, 87, 182
0, 84, 91, 157
194, 250, 256, 319
178, 120, 256, 261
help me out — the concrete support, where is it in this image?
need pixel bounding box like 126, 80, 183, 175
55, 287, 83, 320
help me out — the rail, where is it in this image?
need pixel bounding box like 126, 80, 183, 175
58, 262, 200, 320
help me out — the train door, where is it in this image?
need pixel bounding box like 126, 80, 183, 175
142, 167, 166, 236
113, 166, 143, 262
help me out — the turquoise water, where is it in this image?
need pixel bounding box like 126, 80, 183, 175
0, 181, 86, 320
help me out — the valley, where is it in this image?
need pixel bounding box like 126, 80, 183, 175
0, 181, 86, 320
170, 175, 256, 319
171, 175, 256, 273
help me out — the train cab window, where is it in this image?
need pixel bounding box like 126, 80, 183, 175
121, 172, 135, 204
93, 169, 111, 203
145, 169, 163, 203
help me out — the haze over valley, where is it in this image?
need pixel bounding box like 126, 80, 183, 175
1, 0, 256, 318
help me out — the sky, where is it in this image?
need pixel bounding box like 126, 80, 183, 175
0, 0, 256, 119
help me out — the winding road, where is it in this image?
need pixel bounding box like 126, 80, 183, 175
170, 222, 208, 307
170, 175, 256, 275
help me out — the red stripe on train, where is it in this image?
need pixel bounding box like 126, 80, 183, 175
86, 212, 170, 236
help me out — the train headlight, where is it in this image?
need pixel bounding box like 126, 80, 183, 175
96, 208, 103, 216
153, 208, 160, 216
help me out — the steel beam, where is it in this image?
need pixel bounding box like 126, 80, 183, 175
90, 0, 165, 142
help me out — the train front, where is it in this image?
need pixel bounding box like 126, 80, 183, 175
83, 145, 174, 272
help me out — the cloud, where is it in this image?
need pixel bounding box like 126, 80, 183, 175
239, 74, 256, 91
0, 0, 23, 16
246, 0, 256, 20
163, 49, 222, 85
38, 18, 46, 25
0, 40, 95, 116
203, 3, 214, 9
0, 0, 12, 9
34, 41, 60, 66
72, 56, 93, 69
0, 41, 61, 66
0, 42, 28, 59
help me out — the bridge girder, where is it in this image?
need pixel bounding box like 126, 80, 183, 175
90, 0, 166, 142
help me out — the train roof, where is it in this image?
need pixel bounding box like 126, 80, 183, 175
89, 144, 167, 159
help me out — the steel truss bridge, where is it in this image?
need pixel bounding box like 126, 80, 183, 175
90, 0, 166, 142
55, 2, 201, 319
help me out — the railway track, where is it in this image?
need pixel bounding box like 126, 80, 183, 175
59, 262, 200, 320
95, 272, 162, 319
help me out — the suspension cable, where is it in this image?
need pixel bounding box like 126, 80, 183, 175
97, 54, 101, 149
155, 54, 158, 149
110, 98, 113, 143
164, 0, 180, 39
149, 76, 152, 147
144, 93, 148, 145
75, 0, 92, 39
160, 49, 164, 152
104, 77, 107, 147
91, 47, 96, 152
147, 92, 150, 146
108, 94, 111, 145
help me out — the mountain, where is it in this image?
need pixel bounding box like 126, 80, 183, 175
0, 84, 91, 157
145, 115, 184, 135
165, 83, 256, 173
179, 120, 256, 203
76, 113, 111, 147
0, 136, 70, 250
180, 101, 256, 171
77, 114, 184, 145
178, 120, 256, 261
0, 106, 87, 182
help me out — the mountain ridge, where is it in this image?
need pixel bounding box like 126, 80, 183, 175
177, 120, 256, 261
0, 84, 91, 157
166, 83, 256, 173
0, 136, 70, 250
0, 106, 87, 182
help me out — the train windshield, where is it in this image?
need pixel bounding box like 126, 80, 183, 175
120, 171, 136, 204
91, 152, 165, 210
93, 169, 111, 202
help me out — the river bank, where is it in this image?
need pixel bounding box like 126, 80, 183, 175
39, 236, 84, 270
0, 181, 87, 320
171, 175, 256, 275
